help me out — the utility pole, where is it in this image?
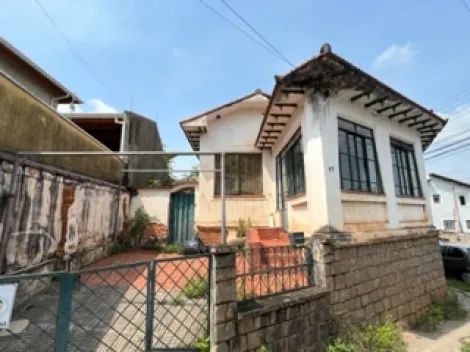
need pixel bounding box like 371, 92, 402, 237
452, 185, 463, 233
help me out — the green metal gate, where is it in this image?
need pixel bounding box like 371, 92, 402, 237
0, 254, 210, 351
169, 190, 195, 243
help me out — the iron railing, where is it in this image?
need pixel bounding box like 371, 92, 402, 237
0, 254, 210, 352
235, 245, 314, 300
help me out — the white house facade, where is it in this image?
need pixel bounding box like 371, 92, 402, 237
428, 173, 470, 233
180, 44, 447, 241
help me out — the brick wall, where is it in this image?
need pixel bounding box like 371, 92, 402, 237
209, 231, 447, 351
325, 231, 447, 326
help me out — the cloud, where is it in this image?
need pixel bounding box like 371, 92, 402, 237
58, 98, 117, 113
373, 43, 418, 69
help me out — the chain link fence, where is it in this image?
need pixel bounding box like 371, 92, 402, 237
0, 254, 210, 352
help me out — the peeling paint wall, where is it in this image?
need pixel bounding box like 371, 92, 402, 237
0, 158, 128, 272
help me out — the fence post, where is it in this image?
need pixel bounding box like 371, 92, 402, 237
55, 273, 75, 352
145, 261, 156, 351
209, 245, 237, 351
310, 235, 334, 291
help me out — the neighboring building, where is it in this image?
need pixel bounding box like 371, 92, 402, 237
428, 173, 470, 233
181, 43, 447, 242
62, 111, 167, 188
0, 37, 82, 109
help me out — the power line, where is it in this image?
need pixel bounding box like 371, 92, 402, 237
199, 0, 292, 67
425, 128, 470, 154
425, 135, 469, 156
425, 141, 470, 161
33, 0, 121, 106
218, 0, 294, 67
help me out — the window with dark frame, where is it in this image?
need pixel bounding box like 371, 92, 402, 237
214, 154, 262, 195
433, 194, 441, 204
390, 138, 422, 197
276, 130, 305, 209
466, 220, 470, 230
460, 195, 466, 206
338, 118, 382, 193
443, 220, 456, 231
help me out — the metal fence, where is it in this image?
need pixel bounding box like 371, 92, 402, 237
0, 254, 210, 352
235, 245, 314, 300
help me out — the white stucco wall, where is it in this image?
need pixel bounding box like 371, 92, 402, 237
130, 189, 171, 225
270, 91, 431, 234
197, 108, 273, 228
428, 177, 470, 232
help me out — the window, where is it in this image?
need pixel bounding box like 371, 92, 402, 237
460, 195, 466, 206
390, 139, 422, 197
338, 118, 382, 193
276, 130, 305, 207
444, 220, 456, 231
433, 194, 441, 204
466, 220, 470, 230
214, 154, 262, 195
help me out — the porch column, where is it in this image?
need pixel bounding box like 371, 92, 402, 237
301, 93, 343, 233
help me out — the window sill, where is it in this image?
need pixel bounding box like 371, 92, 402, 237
213, 195, 266, 199
285, 193, 306, 201
341, 191, 387, 204
396, 197, 427, 205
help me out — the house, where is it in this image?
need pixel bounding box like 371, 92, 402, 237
181, 43, 447, 243
62, 111, 167, 188
428, 173, 470, 233
0, 37, 82, 109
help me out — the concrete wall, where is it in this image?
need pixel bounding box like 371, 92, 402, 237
197, 108, 274, 235
0, 72, 121, 183
270, 92, 431, 236
428, 177, 470, 232
125, 111, 167, 188
1, 157, 128, 272
324, 231, 447, 325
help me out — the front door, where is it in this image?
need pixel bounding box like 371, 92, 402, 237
169, 189, 195, 243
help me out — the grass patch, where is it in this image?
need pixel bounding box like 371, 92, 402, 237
448, 278, 470, 293
326, 317, 406, 352
462, 341, 470, 352
414, 292, 467, 332
158, 243, 181, 254
192, 334, 210, 352
181, 277, 208, 299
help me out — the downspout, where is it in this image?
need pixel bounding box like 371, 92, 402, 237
51, 92, 72, 110
452, 185, 463, 233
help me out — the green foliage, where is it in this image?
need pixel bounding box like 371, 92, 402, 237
170, 294, 185, 306
158, 242, 181, 253
236, 218, 252, 238
192, 334, 210, 352
257, 346, 269, 352
448, 278, 470, 293
326, 318, 406, 352
461, 340, 470, 352
181, 277, 208, 299
236, 277, 254, 300
110, 209, 151, 254
414, 292, 467, 332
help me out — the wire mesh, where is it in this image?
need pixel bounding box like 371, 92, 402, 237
235, 245, 314, 300
0, 255, 210, 352
152, 255, 210, 349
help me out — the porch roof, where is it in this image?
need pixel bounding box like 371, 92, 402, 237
180, 89, 270, 151
255, 43, 447, 151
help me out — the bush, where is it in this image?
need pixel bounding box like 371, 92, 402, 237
181, 277, 208, 299
192, 335, 210, 352
414, 292, 467, 332
326, 318, 406, 352
158, 242, 181, 254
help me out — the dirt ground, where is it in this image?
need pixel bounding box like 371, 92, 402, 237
405, 291, 470, 352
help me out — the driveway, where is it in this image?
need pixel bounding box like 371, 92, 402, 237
405, 291, 470, 352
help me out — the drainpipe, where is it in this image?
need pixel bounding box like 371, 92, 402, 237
51, 92, 73, 110
114, 112, 128, 158
452, 185, 463, 233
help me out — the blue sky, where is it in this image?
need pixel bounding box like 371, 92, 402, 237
2, 0, 470, 180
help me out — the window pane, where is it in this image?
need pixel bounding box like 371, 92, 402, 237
276, 131, 305, 199
348, 135, 356, 156
338, 118, 355, 132
349, 155, 359, 183
343, 179, 352, 190
368, 161, 377, 183
366, 139, 375, 160
356, 125, 372, 138
339, 131, 348, 153
240, 154, 262, 194
358, 158, 367, 186
340, 154, 350, 179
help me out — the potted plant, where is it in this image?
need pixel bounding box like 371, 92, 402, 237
228, 218, 251, 249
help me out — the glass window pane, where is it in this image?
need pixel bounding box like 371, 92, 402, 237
356, 125, 372, 138
366, 139, 375, 160
339, 131, 348, 153
338, 118, 355, 132
358, 158, 367, 185
348, 135, 356, 156
368, 161, 377, 183
340, 154, 350, 179
343, 179, 352, 190
350, 155, 359, 182
355, 136, 364, 158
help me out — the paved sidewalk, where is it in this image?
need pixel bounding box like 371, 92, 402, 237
405, 291, 470, 352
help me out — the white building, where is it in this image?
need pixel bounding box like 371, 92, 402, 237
180, 43, 446, 242
428, 173, 470, 233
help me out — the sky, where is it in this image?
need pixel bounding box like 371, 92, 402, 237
1, 0, 470, 180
